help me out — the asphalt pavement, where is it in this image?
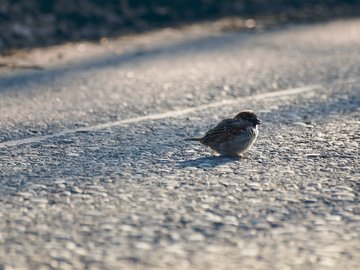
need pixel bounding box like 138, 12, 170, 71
0, 19, 359, 270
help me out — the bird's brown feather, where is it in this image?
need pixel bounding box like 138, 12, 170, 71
201, 119, 247, 144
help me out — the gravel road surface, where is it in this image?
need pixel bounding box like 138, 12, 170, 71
0, 19, 359, 269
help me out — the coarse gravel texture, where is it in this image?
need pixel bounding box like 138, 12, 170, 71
0, 19, 359, 269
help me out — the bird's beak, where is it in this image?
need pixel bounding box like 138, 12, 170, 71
256, 118, 262, 124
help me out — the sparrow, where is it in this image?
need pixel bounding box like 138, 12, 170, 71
185, 110, 261, 156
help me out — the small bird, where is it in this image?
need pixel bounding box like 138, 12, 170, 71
185, 110, 261, 156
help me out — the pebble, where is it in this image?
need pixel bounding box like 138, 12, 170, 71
198, 162, 213, 168
306, 153, 321, 158
17, 192, 33, 198
67, 153, 80, 157
313, 137, 327, 142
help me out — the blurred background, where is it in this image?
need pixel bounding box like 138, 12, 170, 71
0, 0, 359, 54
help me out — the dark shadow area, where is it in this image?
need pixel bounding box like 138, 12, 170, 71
0, 0, 360, 53
179, 156, 241, 168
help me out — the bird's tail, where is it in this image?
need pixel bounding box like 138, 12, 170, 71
184, 137, 203, 142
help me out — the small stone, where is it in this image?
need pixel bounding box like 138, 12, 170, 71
293, 122, 312, 128
30, 198, 48, 204
246, 182, 262, 190
198, 162, 213, 168
67, 153, 79, 157
18, 192, 33, 198
325, 215, 342, 222
223, 215, 238, 225
306, 153, 321, 158
313, 137, 327, 142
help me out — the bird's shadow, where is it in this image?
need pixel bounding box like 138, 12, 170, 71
179, 156, 240, 168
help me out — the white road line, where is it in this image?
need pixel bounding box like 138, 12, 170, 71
0, 84, 319, 149
0, 77, 358, 149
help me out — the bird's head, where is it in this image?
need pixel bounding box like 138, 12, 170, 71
234, 110, 262, 126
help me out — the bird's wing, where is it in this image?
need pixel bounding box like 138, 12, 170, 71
201, 119, 247, 143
